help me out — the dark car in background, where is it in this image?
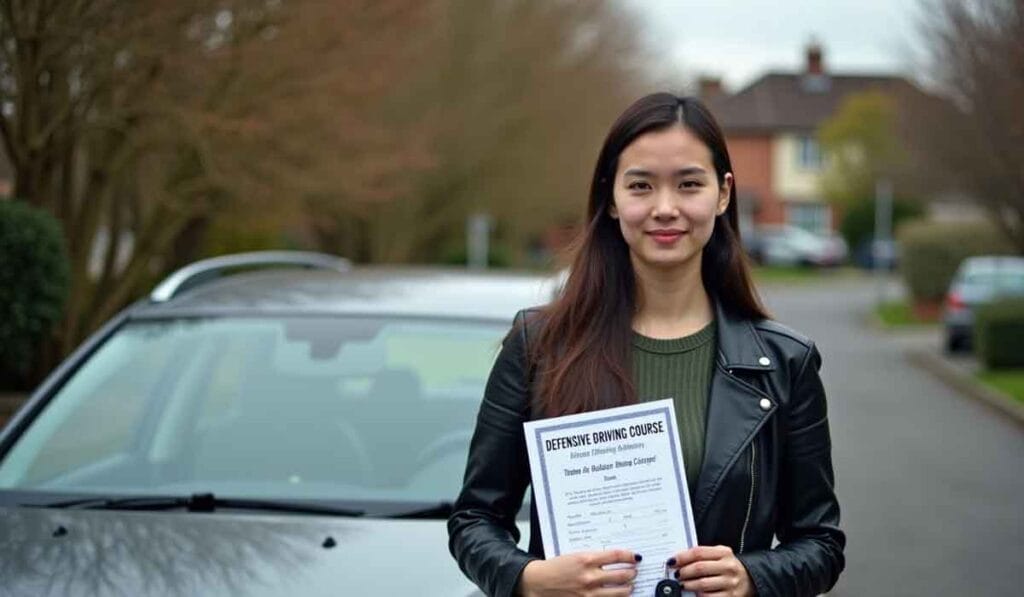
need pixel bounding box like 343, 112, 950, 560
943, 255, 1024, 353
0, 252, 558, 596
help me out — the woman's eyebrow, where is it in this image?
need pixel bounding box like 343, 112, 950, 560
622, 166, 708, 177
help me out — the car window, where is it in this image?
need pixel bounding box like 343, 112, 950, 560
0, 316, 507, 510
0, 326, 178, 485
961, 270, 1024, 293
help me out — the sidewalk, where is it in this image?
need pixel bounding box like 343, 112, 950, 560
864, 292, 1024, 427
904, 342, 1024, 428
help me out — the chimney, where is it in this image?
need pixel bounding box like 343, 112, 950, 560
698, 76, 723, 101
805, 40, 824, 75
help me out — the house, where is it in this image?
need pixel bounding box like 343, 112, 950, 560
702, 42, 924, 238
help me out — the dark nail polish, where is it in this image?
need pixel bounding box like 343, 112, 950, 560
666, 557, 676, 566
675, 569, 681, 579
634, 553, 643, 562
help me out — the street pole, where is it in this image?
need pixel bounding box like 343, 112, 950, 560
874, 178, 893, 307
467, 213, 492, 270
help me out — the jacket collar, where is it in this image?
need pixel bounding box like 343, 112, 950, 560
713, 299, 776, 373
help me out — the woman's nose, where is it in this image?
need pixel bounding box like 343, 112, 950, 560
651, 189, 680, 219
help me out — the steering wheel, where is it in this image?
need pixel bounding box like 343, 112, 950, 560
414, 430, 473, 471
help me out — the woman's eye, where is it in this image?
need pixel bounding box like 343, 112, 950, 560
627, 181, 651, 191
680, 180, 702, 189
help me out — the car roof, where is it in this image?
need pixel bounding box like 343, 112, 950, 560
959, 255, 1024, 274
133, 266, 561, 322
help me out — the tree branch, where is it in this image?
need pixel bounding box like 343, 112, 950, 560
0, 113, 25, 171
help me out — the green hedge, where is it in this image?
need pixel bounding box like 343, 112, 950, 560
0, 200, 70, 387
839, 198, 922, 255
975, 298, 1024, 369
897, 220, 1015, 302
439, 242, 512, 268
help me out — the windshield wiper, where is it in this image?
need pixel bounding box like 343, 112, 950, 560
26, 492, 365, 517
386, 501, 453, 519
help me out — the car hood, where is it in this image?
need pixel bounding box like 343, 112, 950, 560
0, 506, 492, 597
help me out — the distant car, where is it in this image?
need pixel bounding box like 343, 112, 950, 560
747, 225, 848, 267
0, 251, 560, 596
851, 238, 900, 270
943, 255, 1024, 353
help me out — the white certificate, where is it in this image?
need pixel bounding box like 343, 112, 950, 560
524, 399, 697, 595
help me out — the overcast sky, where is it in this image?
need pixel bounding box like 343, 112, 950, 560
620, 0, 927, 91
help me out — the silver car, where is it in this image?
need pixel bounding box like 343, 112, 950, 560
748, 225, 848, 268
0, 252, 557, 596
943, 255, 1024, 353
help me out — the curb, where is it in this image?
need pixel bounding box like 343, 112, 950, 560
907, 350, 1024, 428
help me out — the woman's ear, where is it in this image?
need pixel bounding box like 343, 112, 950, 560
717, 173, 733, 215
608, 203, 619, 220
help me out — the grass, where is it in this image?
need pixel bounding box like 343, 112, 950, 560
976, 369, 1024, 405
873, 299, 940, 328
751, 265, 860, 284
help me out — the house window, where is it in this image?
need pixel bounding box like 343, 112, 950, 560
797, 136, 821, 170
786, 202, 830, 233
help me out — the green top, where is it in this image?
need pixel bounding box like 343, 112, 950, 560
632, 321, 717, 494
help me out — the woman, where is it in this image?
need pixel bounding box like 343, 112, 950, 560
448, 93, 845, 597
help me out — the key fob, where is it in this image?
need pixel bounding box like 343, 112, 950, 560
654, 578, 681, 597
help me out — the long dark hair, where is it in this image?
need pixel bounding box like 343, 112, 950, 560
529, 92, 767, 417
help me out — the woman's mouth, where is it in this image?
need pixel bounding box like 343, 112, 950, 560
647, 230, 685, 245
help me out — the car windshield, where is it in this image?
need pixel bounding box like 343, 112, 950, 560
0, 316, 506, 511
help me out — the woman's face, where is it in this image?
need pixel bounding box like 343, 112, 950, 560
609, 123, 732, 272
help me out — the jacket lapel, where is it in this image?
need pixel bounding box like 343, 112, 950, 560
691, 302, 777, 525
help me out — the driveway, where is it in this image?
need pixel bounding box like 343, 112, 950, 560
760, 277, 1024, 595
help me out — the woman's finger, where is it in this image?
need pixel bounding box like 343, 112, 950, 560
670, 544, 732, 567
681, 572, 733, 593
677, 558, 733, 580
592, 585, 634, 597
588, 548, 640, 567
595, 565, 638, 587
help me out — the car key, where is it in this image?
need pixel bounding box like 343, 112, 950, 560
654, 563, 681, 597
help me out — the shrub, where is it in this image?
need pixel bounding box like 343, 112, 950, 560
975, 298, 1024, 369
0, 200, 70, 388
439, 242, 512, 268
897, 220, 1015, 302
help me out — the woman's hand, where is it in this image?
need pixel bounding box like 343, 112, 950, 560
668, 545, 753, 596
518, 549, 640, 596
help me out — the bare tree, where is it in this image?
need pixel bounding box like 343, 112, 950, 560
309, 0, 653, 265
0, 0, 432, 355
1, 0, 654, 374
911, 0, 1024, 251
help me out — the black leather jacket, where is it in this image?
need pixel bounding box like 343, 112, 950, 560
448, 302, 845, 597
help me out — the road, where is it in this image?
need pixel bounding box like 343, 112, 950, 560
760, 277, 1024, 595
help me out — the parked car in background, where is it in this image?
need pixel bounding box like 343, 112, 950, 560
943, 255, 1024, 353
0, 251, 560, 596
745, 225, 848, 268
851, 238, 901, 270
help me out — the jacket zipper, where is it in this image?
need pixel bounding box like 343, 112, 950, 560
738, 442, 756, 554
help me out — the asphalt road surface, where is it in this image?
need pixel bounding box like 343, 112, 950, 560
760, 277, 1024, 596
